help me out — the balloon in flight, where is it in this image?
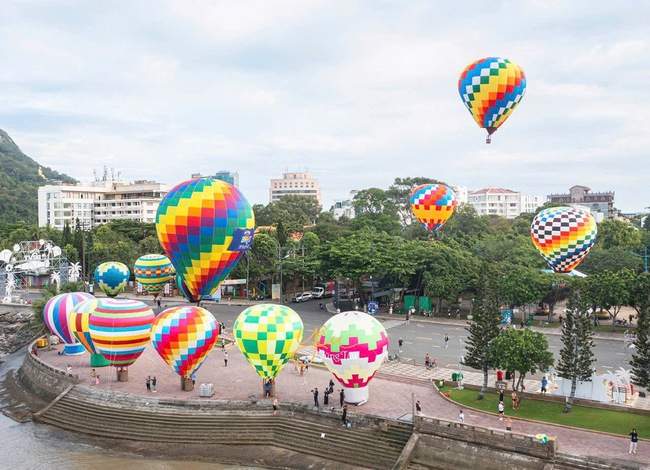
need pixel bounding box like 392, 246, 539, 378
156, 177, 255, 302
531, 206, 597, 273
458, 57, 526, 143
410, 184, 457, 232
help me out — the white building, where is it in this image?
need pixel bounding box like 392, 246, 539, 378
38, 180, 168, 230
468, 187, 543, 219
451, 185, 468, 205
269, 172, 322, 205
331, 190, 359, 220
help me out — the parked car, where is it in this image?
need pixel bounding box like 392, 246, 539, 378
292, 292, 312, 303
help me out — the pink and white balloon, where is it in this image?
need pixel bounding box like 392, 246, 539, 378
316, 311, 389, 404
43, 292, 95, 355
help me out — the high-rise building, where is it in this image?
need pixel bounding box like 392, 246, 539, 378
213, 170, 239, 187
38, 180, 168, 230
468, 187, 543, 219
269, 172, 322, 205
331, 190, 359, 220
547, 185, 617, 219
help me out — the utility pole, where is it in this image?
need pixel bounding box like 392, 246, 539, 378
631, 246, 649, 273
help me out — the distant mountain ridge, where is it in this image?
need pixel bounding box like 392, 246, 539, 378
0, 129, 76, 225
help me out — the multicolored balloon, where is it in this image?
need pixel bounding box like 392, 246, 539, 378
410, 184, 457, 231
43, 292, 95, 355
233, 304, 304, 380
88, 298, 155, 368
150, 306, 218, 377
531, 206, 597, 273
317, 311, 389, 404
458, 57, 526, 143
94, 262, 130, 297
134, 254, 173, 298
176, 275, 201, 303
156, 178, 255, 302
69, 298, 110, 367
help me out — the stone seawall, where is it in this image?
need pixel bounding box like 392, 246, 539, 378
19, 339, 80, 402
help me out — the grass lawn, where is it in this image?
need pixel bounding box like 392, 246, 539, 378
445, 388, 649, 437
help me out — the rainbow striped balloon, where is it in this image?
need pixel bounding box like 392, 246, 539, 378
410, 184, 457, 232
44, 292, 95, 346
69, 298, 101, 354
458, 57, 526, 140
88, 298, 155, 367
134, 254, 173, 297
94, 261, 130, 297
151, 306, 218, 377
156, 178, 255, 302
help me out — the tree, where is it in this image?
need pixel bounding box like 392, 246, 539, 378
630, 274, 650, 388
596, 219, 643, 250
498, 266, 549, 319
385, 177, 443, 227
462, 266, 502, 399
584, 269, 636, 330
556, 285, 596, 412
490, 328, 554, 392
577, 246, 644, 275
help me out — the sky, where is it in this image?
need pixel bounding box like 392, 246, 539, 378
1, 1, 648, 213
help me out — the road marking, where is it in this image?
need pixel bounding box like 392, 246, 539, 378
416, 337, 433, 341
601, 366, 613, 369
616, 353, 626, 356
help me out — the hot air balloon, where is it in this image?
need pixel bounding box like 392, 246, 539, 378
176, 275, 201, 303
458, 57, 526, 143
531, 206, 597, 273
234, 304, 303, 381
156, 177, 255, 303
410, 184, 457, 232
134, 254, 173, 298
69, 298, 110, 367
94, 261, 130, 297
151, 306, 218, 384
88, 299, 155, 377
43, 292, 95, 355
317, 311, 389, 404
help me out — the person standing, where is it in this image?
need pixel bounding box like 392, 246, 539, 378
342, 404, 348, 426
224, 351, 229, 367
416, 400, 422, 415
273, 397, 279, 416
328, 379, 334, 394
459, 410, 464, 423
444, 334, 449, 349
405, 310, 410, 325
312, 388, 319, 408
265, 380, 271, 397
152, 376, 157, 393
498, 401, 505, 421
505, 416, 512, 431
339, 389, 345, 407
145, 375, 151, 392
157, 298, 161, 309
541, 376, 548, 395
511, 390, 518, 409
398, 338, 404, 353
323, 388, 329, 406
425, 353, 431, 368
629, 428, 638, 454
94, 375, 100, 387
191, 373, 196, 386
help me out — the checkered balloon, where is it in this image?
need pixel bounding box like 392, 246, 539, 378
156, 178, 255, 301
94, 261, 130, 297
458, 57, 526, 138
234, 304, 304, 380
531, 206, 597, 273
410, 184, 457, 231
134, 254, 173, 298
150, 306, 218, 377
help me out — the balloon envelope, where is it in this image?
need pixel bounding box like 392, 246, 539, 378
156, 177, 255, 302
44, 292, 95, 346
151, 306, 218, 377
317, 311, 389, 404
134, 254, 173, 298
176, 275, 201, 303
233, 304, 303, 380
88, 299, 155, 367
69, 298, 101, 354
410, 184, 457, 232
94, 262, 130, 297
458, 57, 526, 137
531, 206, 597, 273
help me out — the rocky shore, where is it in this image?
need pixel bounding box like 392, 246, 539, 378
0, 305, 38, 359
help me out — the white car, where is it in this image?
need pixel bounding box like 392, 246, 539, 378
292, 292, 312, 302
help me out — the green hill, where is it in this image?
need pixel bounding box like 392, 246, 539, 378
0, 129, 76, 224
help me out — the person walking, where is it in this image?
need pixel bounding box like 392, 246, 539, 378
505, 416, 512, 431
265, 380, 271, 397
405, 310, 410, 325
273, 397, 279, 416
312, 388, 319, 408
398, 338, 404, 353
459, 410, 464, 423
444, 334, 449, 349
511, 390, 518, 409
339, 389, 345, 407
499, 389, 504, 403
541, 376, 548, 395
157, 298, 161, 309
224, 351, 228, 367
424, 353, 431, 368
416, 400, 422, 415
145, 375, 151, 392
629, 428, 638, 454
151, 376, 157, 393
498, 401, 505, 420
328, 379, 334, 394
342, 404, 348, 426
94, 375, 100, 387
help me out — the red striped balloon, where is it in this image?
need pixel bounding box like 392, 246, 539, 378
88, 299, 155, 367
